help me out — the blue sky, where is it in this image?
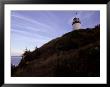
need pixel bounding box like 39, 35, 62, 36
11, 10, 100, 56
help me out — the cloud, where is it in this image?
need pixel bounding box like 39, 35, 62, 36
11, 14, 52, 30
11, 11, 100, 56
11, 14, 58, 40
11, 29, 51, 41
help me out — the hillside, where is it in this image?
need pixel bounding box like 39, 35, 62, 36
12, 25, 100, 77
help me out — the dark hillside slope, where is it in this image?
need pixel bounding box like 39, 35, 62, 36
12, 27, 100, 77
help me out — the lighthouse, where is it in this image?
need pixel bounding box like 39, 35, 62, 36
72, 12, 81, 30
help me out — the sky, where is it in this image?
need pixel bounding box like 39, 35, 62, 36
11, 10, 100, 56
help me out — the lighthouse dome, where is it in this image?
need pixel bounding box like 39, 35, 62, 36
72, 17, 81, 30
72, 17, 81, 25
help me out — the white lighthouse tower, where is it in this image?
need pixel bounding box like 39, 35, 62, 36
72, 12, 81, 30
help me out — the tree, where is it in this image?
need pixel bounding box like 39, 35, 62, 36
11, 64, 17, 76
35, 46, 38, 50
95, 24, 100, 29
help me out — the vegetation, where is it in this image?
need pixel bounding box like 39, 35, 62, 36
11, 25, 100, 77
11, 64, 18, 76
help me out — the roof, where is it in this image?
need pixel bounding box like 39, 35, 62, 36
72, 17, 81, 25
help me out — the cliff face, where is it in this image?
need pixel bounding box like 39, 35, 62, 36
12, 26, 100, 77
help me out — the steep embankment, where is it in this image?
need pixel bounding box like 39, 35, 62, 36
12, 27, 100, 77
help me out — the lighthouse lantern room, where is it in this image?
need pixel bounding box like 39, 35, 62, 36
72, 12, 81, 30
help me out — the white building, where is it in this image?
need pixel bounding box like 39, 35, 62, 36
72, 17, 81, 30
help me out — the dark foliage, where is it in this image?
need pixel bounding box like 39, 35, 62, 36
11, 64, 18, 76
12, 25, 100, 77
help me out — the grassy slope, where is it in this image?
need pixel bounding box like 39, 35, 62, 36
13, 27, 100, 77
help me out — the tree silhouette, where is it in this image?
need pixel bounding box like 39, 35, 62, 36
11, 64, 17, 76
95, 24, 100, 29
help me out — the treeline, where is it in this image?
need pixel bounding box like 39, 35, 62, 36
11, 24, 100, 76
